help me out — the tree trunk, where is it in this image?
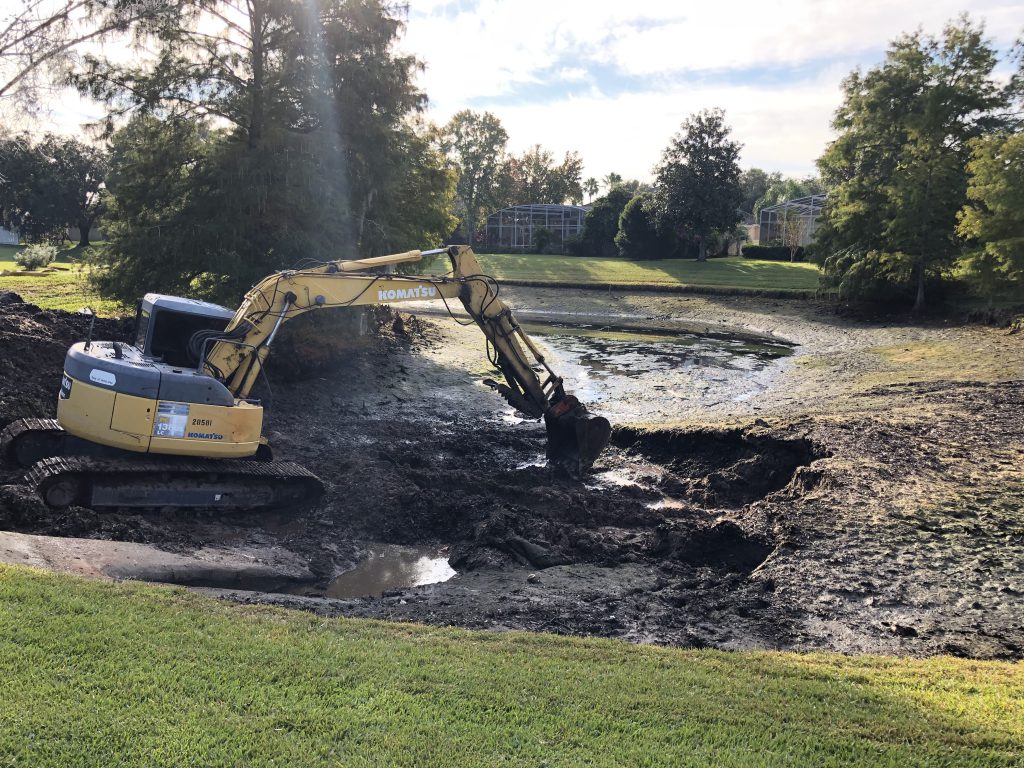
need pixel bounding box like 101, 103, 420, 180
248, 0, 265, 149
77, 218, 92, 247
697, 236, 707, 262
913, 263, 926, 314
466, 195, 476, 246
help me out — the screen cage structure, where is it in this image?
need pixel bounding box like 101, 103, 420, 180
758, 194, 826, 246
484, 204, 589, 252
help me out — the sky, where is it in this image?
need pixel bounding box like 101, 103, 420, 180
35, 0, 1024, 183
399, 0, 1023, 182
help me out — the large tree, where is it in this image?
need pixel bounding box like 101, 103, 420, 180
739, 168, 775, 215
0, 132, 106, 244
493, 145, 583, 207
0, 0, 169, 114
44, 134, 107, 246
614, 192, 675, 260
957, 131, 1024, 298
655, 109, 743, 261
75, 0, 438, 303
577, 187, 632, 257
816, 16, 1009, 311
439, 109, 507, 244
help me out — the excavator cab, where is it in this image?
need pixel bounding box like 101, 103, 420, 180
133, 294, 234, 366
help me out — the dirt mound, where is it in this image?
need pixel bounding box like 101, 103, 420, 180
0, 293, 132, 433
613, 427, 823, 507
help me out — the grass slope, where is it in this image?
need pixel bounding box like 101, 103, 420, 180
0, 245, 122, 315
474, 254, 821, 293
1, 566, 1020, 767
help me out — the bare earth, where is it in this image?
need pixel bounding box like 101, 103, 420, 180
0, 288, 1021, 659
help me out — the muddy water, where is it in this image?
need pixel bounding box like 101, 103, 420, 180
316, 544, 456, 599
520, 323, 794, 424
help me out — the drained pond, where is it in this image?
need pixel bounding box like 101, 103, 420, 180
519, 322, 795, 423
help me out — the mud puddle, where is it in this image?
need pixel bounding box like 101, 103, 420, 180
290, 544, 456, 599
519, 322, 794, 422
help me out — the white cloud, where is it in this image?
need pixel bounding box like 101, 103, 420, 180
403, 0, 1024, 178
495, 74, 843, 182
22, 0, 1024, 180
557, 67, 588, 82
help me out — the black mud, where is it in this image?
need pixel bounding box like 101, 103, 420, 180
1, 293, 1022, 660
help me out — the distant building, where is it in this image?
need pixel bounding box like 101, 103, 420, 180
758, 194, 826, 246
485, 204, 590, 253
0, 225, 105, 246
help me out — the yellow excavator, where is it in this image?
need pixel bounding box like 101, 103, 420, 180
1, 246, 611, 510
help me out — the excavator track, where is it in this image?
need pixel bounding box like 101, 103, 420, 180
24, 455, 325, 511
1, 418, 65, 467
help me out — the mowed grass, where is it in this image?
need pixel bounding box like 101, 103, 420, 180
0, 566, 1021, 767
474, 253, 822, 293
0, 245, 123, 315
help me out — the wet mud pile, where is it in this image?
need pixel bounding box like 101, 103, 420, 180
1, 293, 1022, 660
0, 293, 131, 428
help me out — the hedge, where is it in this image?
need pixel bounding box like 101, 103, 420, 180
742, 244, 805, 261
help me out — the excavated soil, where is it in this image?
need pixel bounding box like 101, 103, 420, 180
0, 289, 1022, 660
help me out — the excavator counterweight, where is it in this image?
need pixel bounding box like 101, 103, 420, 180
3, 246, 611, 509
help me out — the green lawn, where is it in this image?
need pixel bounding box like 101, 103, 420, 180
0, 245, 123, 315
0, 566, 1020, 767
474, 253, 822, 293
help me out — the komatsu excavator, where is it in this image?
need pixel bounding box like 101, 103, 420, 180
1, 246, 611, 511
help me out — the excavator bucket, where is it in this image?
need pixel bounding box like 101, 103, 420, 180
544, 397, 612, 474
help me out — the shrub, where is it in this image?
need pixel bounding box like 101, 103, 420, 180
579, 187, 633, 257
532, 227, 555, 254
742, 244, 804, 261
615, 193, 677, 260
14, 244, 58, 270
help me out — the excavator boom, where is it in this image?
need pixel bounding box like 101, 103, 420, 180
203, 246, 611, 472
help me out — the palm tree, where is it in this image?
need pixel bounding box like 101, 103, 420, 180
602, 172, 623, 191
583, 177, 599, 202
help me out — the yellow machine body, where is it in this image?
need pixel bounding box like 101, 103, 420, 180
56, 374, 263, 458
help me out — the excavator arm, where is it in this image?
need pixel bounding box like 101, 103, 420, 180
201, 246, 611, 471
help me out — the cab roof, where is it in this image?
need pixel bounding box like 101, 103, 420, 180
141, 293, 235, 320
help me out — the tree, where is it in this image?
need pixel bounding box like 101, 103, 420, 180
76, 0, 434, 303
817, 16, 1010, 311
440, 110, 507, 244
0, 0, 169, 114
577, 187, 632, 257
957, 131, 1024, 298
360, 121, 458, 255
583, 177, 598, 202
0, 134, 63, 242
42, 134, 107, 246
739, 168, 774, 215
655, 108, 743, 261
779, 211, 810, 262
754, 175, 824, 219
602, 171, 622, 191
614, 193, 675, 260
493, 145, 583, 207
0, 132, 106, 244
